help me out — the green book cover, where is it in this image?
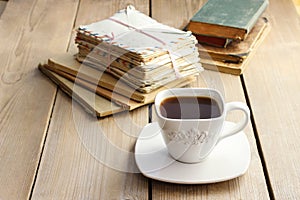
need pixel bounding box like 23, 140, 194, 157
191, 0, 268, 33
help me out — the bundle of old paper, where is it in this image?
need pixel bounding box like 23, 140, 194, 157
75, 5, 202, 93
39, 6, 202, 117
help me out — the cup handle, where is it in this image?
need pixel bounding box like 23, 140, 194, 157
218, 102, 250, 143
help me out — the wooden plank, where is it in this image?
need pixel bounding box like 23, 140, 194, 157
0, 1, 79, 200
31, 1, 150, 199
31, 91, 149, 199
243, 0, 300, 199
151, 0, 270, 199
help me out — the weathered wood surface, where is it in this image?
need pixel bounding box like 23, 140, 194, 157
0, 0, 300, 199
151, 2, 269, 199
243, 0, 300, 199
31, 1, 149, 199
0, 0, 78, 199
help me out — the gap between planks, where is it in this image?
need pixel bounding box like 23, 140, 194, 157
240, 75, 275, 200
28, 0, 81, 198
28, 90, 59, 200
148, 104, 153, 200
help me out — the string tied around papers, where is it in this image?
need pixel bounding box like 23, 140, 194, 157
105, 10, 182, 78
76, 5, 202, 94
103, 32, 115, 73
108, 17, 167, 46
105, 17, 181, 78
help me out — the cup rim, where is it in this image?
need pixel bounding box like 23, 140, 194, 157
154, 88, 225, 121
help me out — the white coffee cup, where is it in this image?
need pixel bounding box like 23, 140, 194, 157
154, 88, 250, 163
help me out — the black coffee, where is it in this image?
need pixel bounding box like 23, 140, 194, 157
160, 96, 221, 119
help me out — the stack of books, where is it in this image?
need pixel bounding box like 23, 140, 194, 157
187, 0, 270, 75
39, 6, 202, 117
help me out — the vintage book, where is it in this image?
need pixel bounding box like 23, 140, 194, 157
42, 63, 195, 110
198, 17, 269, 64
194, 34, 232, 48
200, 17, 270, 75
38, 64, 124, 117
46, 54, 196, 102
76, 49, 201, 92
200, 58, 245, 75
39, 62, 195, 117
187, 0, 268, 40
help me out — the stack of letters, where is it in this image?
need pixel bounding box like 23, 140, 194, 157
75, 5, 202, 93
39, 6, 202, 117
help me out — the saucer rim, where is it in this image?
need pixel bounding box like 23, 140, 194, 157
134, 121, 251, 184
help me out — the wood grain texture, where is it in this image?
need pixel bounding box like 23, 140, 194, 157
151, 0, 207, 30
0, 1, 78, 200
31, 0, 150, 199
151, 0, 269, 199
243, 0, 300, 199
3, 0, 298, 199
31, 91, 149, 199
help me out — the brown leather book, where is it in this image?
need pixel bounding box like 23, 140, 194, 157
194, 34, 232, 48
199, 17, 270, 75
198, 17, 269, 64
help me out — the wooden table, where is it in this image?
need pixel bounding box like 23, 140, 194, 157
0, 0, 300, 199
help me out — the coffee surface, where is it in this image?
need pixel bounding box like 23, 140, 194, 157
160, 96, 221, 119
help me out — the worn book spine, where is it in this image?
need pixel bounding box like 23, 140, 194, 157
194, 34, 232, 48
197, 17, 269, 64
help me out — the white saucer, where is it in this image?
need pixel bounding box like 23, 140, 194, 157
134, 121, 251, 184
